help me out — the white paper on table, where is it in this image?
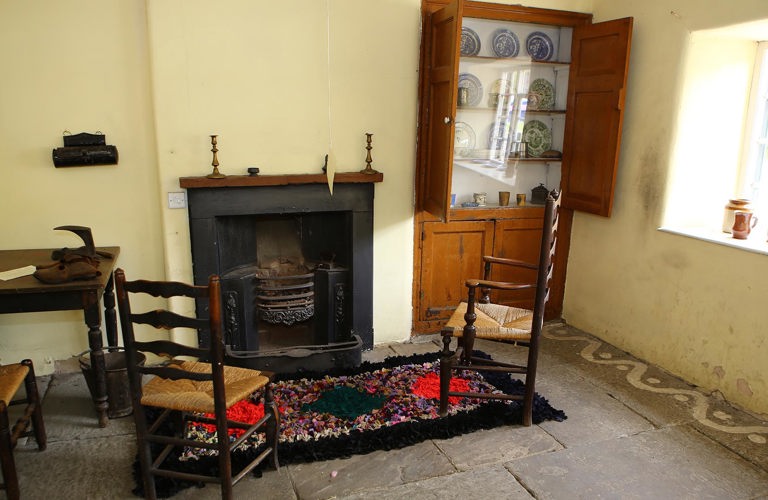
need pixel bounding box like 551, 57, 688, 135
0, 265, 36, 281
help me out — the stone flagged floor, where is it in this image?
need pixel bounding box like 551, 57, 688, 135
9, 322, 768, 499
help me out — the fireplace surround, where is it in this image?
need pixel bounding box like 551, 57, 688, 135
180, 172, 382, 372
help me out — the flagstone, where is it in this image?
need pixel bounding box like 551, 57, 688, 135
340, 463, 533, 500
507, 425, 768, 499
434, 425, 562, 470
535, 368, 655, 447
288, 441, 456, 500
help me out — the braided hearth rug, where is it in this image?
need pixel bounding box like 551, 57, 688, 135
133, 351, 566, 497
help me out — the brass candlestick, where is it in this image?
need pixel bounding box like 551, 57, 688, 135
360, 133, 379, 175
206, 134, 225, 179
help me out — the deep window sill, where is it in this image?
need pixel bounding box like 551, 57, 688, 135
658, 226, 768, 256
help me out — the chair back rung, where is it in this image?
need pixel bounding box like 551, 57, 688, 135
131, 310, 207, 331
134, 339, 208, 360
122, 279, 208, 299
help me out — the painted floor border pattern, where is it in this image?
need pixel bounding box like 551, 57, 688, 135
544, 328, 768, 445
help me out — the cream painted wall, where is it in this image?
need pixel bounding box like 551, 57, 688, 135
0, 1, 164, 374
146, 0, 592, 346
145, 0, 425, 345
0, 0, 591, 375
565, 0, 768, 415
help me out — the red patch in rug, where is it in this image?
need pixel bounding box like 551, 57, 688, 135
200, 400, 265, 437
411, 371, 470, 405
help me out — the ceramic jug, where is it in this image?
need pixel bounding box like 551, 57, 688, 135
731, 211, 758, 239
723, 199, 752, 233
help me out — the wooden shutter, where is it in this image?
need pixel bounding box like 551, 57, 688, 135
561, 18, 633, 217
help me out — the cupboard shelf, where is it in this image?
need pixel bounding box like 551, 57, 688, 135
460, 55, 571, 69
457, 106, 567, 115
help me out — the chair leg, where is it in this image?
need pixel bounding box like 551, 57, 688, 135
264, 383, 280, 470
461, 288, 478, 365
21, 360, 46, 451
0, 402, 20, 500
216, 413, 233, 500
439, 334, 454, 416
132, 404, 157, 500
521, 332, 542, 427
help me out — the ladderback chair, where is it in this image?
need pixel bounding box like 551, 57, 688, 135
439, 190, 560, 426
115, 269, 279, 500
0, 359, 46, 500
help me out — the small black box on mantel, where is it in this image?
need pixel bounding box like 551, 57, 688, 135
52, 132, 118, 167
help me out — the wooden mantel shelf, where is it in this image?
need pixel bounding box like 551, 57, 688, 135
180, 171, 383, 189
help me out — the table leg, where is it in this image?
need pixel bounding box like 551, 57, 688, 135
103, 273, 118, 350
83, 290, 109, 427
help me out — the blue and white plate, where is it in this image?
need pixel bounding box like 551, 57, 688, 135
458, 73, 483, 107
526, 31, 554, 61
460, 27, 481, 56
491, 29, 520, 58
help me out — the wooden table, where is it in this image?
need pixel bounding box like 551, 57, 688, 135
0, 247, 120, 427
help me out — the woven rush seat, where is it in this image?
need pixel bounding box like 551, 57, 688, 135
0, 365, 29, 408
140, 361, 271, 414
445, 302, 532, 340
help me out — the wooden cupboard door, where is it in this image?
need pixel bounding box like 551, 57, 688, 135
491, 218, 544, 309
419, 220, 494, 324
422, 0, 463, 222
561, 17, 633, 217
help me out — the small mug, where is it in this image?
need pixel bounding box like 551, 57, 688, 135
473, 192, 487, 206
516, 193, 526, 206
498, 191, 511, 206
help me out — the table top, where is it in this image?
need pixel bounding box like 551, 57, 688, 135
0, 246, 120, 295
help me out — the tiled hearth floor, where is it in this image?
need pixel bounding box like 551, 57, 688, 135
9, 322, 768, 499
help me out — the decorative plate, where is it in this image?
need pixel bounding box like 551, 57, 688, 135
491, 29, 520, 58
458, 73, 483, 107
460, 27, 481, 56
526, 31, 554, 61
527, 78, 554, 110
522, 120, 552, 157
454, 122, 476, 157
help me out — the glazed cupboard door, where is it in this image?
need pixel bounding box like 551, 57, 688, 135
418, 220, 494, 331
422, 0, 463, 222
560, 17, 633, 217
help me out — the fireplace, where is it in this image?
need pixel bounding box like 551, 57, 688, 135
180, 172, 382, 373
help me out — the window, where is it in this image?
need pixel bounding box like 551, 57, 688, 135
740, 41, 768, 220
661, 21, 768, 253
